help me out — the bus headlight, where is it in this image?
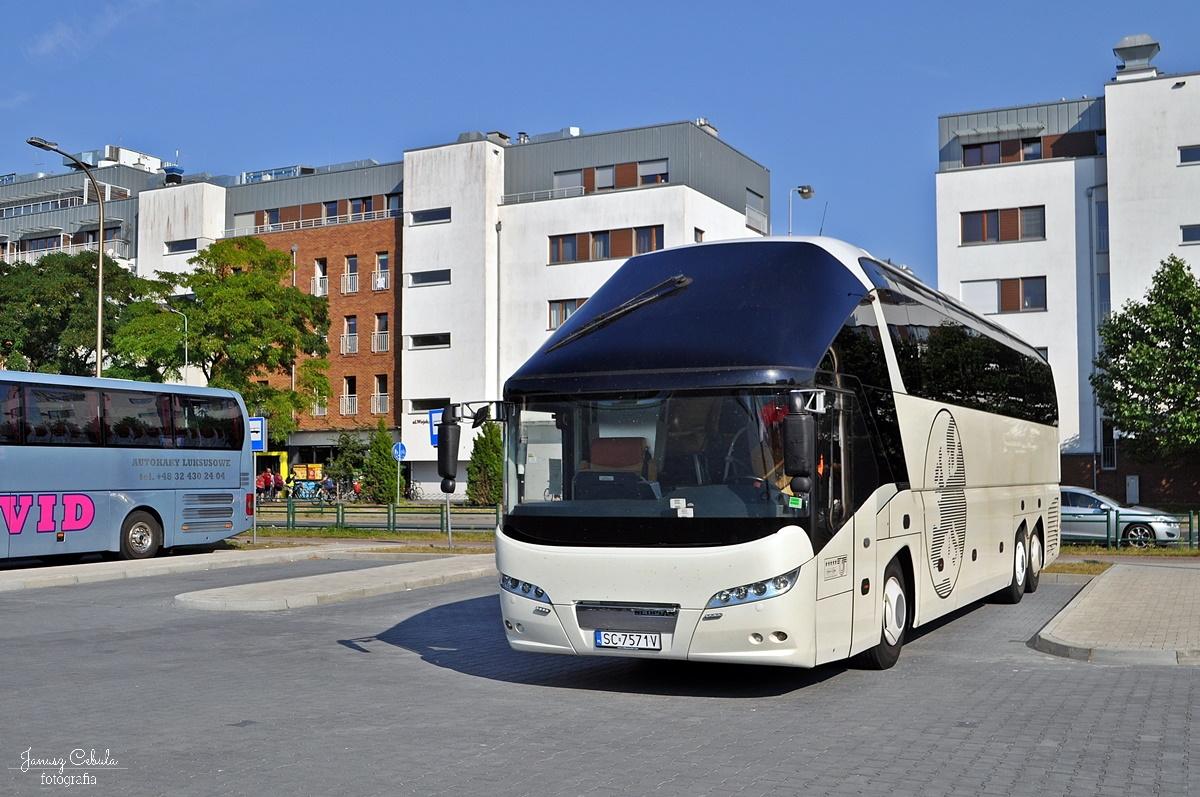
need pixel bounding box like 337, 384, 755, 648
500, 574, 551, 604
706, 568, 800, 609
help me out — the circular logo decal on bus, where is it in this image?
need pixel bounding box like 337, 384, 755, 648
925, 410, 966, 599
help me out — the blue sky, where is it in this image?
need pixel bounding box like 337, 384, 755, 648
4, 0, 1198, 285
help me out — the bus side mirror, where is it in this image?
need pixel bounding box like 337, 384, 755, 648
784, 411, 815, 494
437, 417, 461, 493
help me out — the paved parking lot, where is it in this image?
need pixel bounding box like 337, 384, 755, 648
1, 561, 1193, 796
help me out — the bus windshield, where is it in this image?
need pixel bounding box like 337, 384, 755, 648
505, 389, 817, 547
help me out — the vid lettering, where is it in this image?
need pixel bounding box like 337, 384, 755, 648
0, 494, 96, 535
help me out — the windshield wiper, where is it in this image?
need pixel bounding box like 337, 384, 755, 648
545, 273, 692, 353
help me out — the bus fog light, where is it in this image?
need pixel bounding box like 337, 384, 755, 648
771, 631, 788, 642
750, 633, 763, 644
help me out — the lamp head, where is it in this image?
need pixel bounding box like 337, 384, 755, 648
27, 136, 59, 152
797, 185, 815, 200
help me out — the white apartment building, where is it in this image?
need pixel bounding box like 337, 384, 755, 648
401, 122, 770, 495
936, 35, 1200, 502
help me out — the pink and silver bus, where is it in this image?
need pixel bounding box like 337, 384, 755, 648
1, 371, 254, 562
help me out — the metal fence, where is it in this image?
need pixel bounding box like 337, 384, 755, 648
253, 498, 499, 538
1060, 509, 1198, 549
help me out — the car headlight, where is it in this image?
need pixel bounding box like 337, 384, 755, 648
500, 574, 551, 603
706, 568, 800, 609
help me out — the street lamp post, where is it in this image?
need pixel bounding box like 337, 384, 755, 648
161, 306, 188, 384
788, 185, 815, 236
27, 136, 105, 378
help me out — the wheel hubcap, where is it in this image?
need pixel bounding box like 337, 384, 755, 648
1126, 527, 1152, 548
1013, 539, 1027, 585
882, 576, 906, 646
128, 523, 153, 555
1030, 535, 1043, 576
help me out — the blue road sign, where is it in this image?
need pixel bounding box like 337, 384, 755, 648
392, 442, 407, 462
429, 409, 443, 446
249, 417, 266, 452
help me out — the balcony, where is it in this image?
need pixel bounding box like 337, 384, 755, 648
311, 275, 328, 297
2, 238, 131, 266
501, 185, 585, 205
371, 331, 390, 353
371, 393, 390, 415
341, 272, 359, 294
311, 403, 328, 417
340, 334, 358, 355
371, 270, 391, 290
339, 394, 358, 416
745, 206, 769, 235
221, 207, 401, 238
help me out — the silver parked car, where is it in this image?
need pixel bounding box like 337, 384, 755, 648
1059, 486, 1181, 547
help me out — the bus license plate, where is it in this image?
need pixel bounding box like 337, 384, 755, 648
594, 630, 661, 650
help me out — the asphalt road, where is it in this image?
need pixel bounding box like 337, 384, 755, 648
1, 560, 1193, 796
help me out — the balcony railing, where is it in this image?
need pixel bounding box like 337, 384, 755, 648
371, 331, 390, 353
340, 395, 358, 416
221, 207, 401, 238
371, 270, 391, 290
342, 272, 359, 294
2, 239, 131, 265
311, 403, 328, 417
340, 334, 358, 355
501, 185, 585, 204
311, 276, 328, 297
371, 393, 390, 415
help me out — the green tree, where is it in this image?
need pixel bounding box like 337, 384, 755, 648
112, 237, 331, 444
1091, 255, 1200, 462
466, 422, 503, 506
361, 418, 400, 504
0, 251, 163, 375
324, 431, 369, 491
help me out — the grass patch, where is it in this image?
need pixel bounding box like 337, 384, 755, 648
1044, 560, 1113, 576
1060, 543, 1200, 557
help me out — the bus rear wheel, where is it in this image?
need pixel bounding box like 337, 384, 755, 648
860, 559, 908, 670
997, 531, 1027, 604
120, 511, 162, 560
1025, 533, 1042, 594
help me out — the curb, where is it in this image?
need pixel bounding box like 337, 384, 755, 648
1033, 569, 1200, 666
173, 554, 497, 611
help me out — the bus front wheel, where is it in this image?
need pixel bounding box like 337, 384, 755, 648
120, 511, 162, 560
860, 559, 908, 670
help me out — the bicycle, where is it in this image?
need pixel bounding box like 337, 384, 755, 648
405, 482, 424, 501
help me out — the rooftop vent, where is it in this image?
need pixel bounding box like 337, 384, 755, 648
1113, 34, 1160, 80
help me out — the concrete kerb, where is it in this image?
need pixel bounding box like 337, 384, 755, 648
173, 554, 497, 611
1032, 565, 1200, 666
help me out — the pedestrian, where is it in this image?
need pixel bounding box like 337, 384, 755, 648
272, 470, 284, 501
284, 470, 294, 499
256, 469, 270, 501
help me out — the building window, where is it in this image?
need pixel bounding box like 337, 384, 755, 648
550, 234, 578, 263
591, 231, 610, 259
165, 239, 197, 254
386, 194, 402, 217
372, 375, 389, 415
1096, 202, 1110, 253
1183, 225, 1200, 244
1034, 347, 1048, 361
324, 200, 339, 220
373, 252, 390, 290
410, 333, 451, 350
410, 269, 451, 286
635, 225, 664, 254
342, 255, 358, 294
553, 170, 583, 196
594, 165, 615, 191
962, 206, 1044, 244
1022, 138, 1043, 161
372, 313, 390, 352
638, 159, 669, 185
1181, 145, 1200, 164
350, 196, 373, 218
341, 377, 358, 416
549, 298, 587, 329
266, 208, 280, 229
312, 258, 328, 297
1101, 418, 1117, 470
961, 210, 999, 243
411, 207, 451, 225
1020, 206, 1046, 239
410, 398, 450, 413
999, 277, 1047, 313
694, 228, 705, 243
962, 142, 1001, 167
341, 316, 358, 354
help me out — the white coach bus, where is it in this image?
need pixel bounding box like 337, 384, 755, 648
439, 237, 1060, 669
0, 371, 254, 562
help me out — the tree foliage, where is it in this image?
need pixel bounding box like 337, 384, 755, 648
324, 431, 368, 489
361, 418, 400, 504
0, 252, 163, 375
112, 237, 331, 443
466, 422, 503, 506
1091, 255, 1200, 462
